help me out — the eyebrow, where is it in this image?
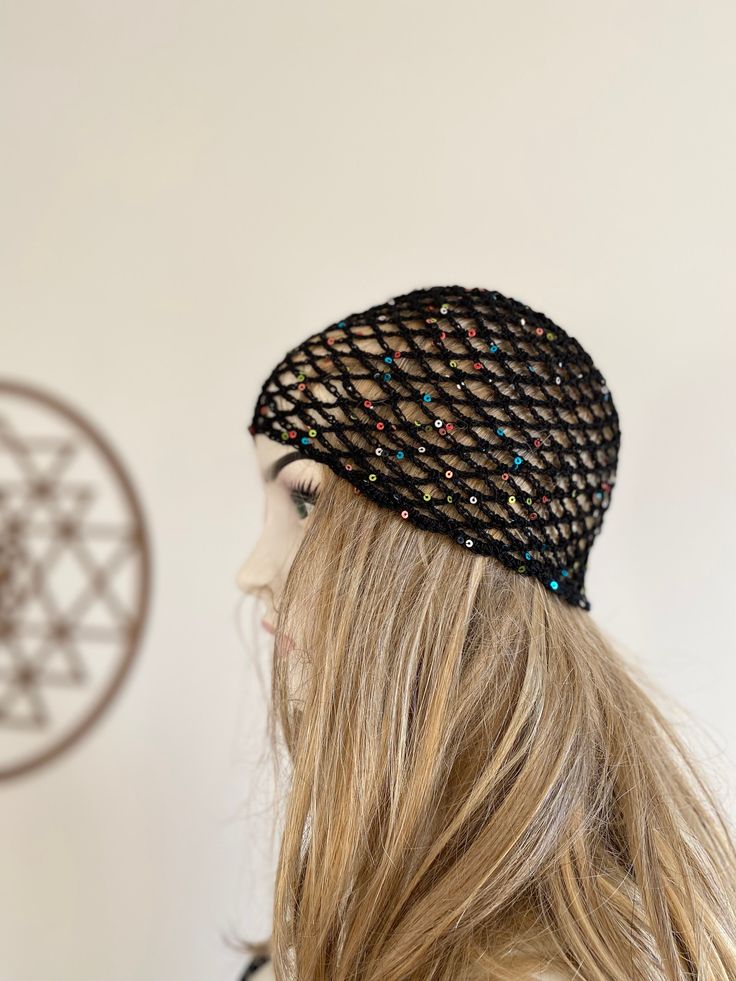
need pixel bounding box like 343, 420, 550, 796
266, 451, 304, 482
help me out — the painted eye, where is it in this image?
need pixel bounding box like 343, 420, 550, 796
289, 484, 318, 520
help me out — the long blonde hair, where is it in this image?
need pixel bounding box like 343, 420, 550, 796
236, 465, 736, 980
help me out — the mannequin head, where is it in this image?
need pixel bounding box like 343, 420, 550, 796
236, 290, 736, 980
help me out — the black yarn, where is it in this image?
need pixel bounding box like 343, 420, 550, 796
249, 285, 620, 612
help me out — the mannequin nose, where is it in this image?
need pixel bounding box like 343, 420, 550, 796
235, 560, 256, 596
236, 554, 264, 597
236, 536, 280, 597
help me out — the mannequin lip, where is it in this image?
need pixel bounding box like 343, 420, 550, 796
261, 618, 275, 635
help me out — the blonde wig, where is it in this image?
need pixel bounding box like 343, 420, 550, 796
236, 464, 736, 981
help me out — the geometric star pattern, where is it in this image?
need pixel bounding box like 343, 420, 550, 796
0, 380, 151, 779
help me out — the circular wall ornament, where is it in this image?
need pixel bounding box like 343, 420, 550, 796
0, 379, 151, 779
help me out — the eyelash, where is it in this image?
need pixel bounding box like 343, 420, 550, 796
289, 481, 318, 517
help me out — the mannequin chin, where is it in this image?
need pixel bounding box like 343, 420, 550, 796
236, 433, 324, 635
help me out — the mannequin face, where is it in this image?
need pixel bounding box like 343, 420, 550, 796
236, 434, 324, 634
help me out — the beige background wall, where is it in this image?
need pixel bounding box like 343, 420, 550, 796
1, 2, 735, 980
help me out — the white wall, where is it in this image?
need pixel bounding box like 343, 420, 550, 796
1, 2, 734, 979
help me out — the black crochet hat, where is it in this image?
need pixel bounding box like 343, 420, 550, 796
249, 285, 620, 612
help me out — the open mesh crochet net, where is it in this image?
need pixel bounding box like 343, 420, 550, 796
249, 285, 620, 611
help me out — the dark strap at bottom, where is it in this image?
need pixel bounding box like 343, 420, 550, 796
239, 954, 271, 978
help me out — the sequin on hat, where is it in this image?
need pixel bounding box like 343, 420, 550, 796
249, 285, 620, 611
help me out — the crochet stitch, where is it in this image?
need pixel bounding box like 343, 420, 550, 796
249, 285, 620, 611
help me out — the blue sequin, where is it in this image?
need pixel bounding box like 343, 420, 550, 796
423, 393, 432, 402
550, 580, 559, 590
301, 437, 311, 444
396, 451, 405, 459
